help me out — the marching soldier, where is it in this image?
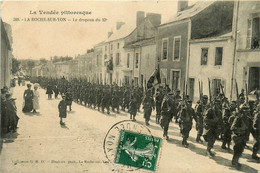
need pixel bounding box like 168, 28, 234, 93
203, 99, 222, 157
122, 87, 130, 112
252, 103, 260, 162
101, 85, 111, 114
155, 87, 164, 124
96, 85, 102, 111
129, 91, 138, 121
231, 104, 255, 169
173, 89, 181, 122
221, 101, 236, 150
112, 86, 120, 113
160, 92, 174, 140
195, 95, 208, 143
142, 89, 155, 126
179, 100, 196, 147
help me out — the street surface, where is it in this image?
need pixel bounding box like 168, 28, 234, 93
0, 84, 259, 173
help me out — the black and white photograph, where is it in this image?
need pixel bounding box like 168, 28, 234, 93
0, 0, 260, 172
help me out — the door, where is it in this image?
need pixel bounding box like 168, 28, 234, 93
249, 67, 260, 92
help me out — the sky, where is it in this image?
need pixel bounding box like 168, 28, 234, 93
1, 0, 197, 60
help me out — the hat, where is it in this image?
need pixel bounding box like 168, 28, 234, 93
239, 103, 250, 111
203, 95, 208, 99
61, 94, 66, 98
27, 84, 32, 87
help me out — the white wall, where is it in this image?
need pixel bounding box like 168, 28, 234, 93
189, 39, 234, 102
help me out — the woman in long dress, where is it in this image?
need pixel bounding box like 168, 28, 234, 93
22, 84, 34, 113
33, 83, 40, 113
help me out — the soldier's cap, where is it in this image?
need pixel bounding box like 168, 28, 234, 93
61, 94, 66, 98
202, 95, 208, 99
27, 83, 32, 87
1, 89, 7, 94
239, 103, 250, 111
5, 93, 12, 98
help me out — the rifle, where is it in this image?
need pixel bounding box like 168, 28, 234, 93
208, 78, 212, 104
245, 82, 248, 104
219, 82, 225, 98
199, 79, 201, 101
235, 80, 239, 101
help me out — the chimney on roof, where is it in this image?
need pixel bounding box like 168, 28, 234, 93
108, 31, 113, 38
177, 1, 188, 12
116, 22, 125, 30
146, 13, 161, 27
136, 11, 145, 27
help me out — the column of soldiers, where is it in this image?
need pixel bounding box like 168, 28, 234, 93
29, 76, 260, 169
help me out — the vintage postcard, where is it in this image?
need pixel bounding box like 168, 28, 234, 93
1, 0, 260, 173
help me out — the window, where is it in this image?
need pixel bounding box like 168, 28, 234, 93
105, 46, 107, 51
111, 44, 113, 50
172, 70, 180, 90
215, 47, 223, 66
96, 55, 99, 66
110, 54, 113, 63
127, 53, 130, 68
252, 17, 260, 49
134, 77, 139, 86
173, 37, 181, 60
104, 54, 107, 65
201, 48, 208, 65
162, 38, 168, 60
116, 53, 120, 66
135, 53, 139, 68
117, 43, 120, 49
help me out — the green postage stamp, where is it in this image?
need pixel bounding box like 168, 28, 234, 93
114, 130, 162, 171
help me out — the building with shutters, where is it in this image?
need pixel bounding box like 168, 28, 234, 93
232, 1, 260, 99
157, 1, 234, 98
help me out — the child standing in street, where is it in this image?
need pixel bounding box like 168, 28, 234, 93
58, 94, 67, 125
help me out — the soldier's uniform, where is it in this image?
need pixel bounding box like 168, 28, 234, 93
142, 89, 155, 126
252, 103, 260, 162
203, 99, 222, 157
221, 101, 236, 149
173, 90, 181, 122
155, 88, 164, 124
122, 87, 130, 112
231, 104, 255, 169
112, 87, 120, 113
129, 92, 138, 121
160, 93, 174, 140
179, 100, 196, 147
101, 85, 111, 114
195, 95, 208, 143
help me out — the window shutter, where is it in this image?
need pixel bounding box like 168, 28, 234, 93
246, 19, 252, 49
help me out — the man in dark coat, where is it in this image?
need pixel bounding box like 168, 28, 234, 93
46, 83, 53, 99
129, 92, 138, 121
5, 93, 19, 132
59, 94, 67, 125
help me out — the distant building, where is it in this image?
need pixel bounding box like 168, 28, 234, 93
124, 11, 161, 87
157, 1, 234, 96
1, 20, 13, 89
189, 33, 234, 101
233, 1, 260, 98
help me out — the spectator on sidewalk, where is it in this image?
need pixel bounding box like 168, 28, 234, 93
22, 84, 34, 113
5, 93, 19, 132
58, 94, 67, 125
33, 83, 40, 113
